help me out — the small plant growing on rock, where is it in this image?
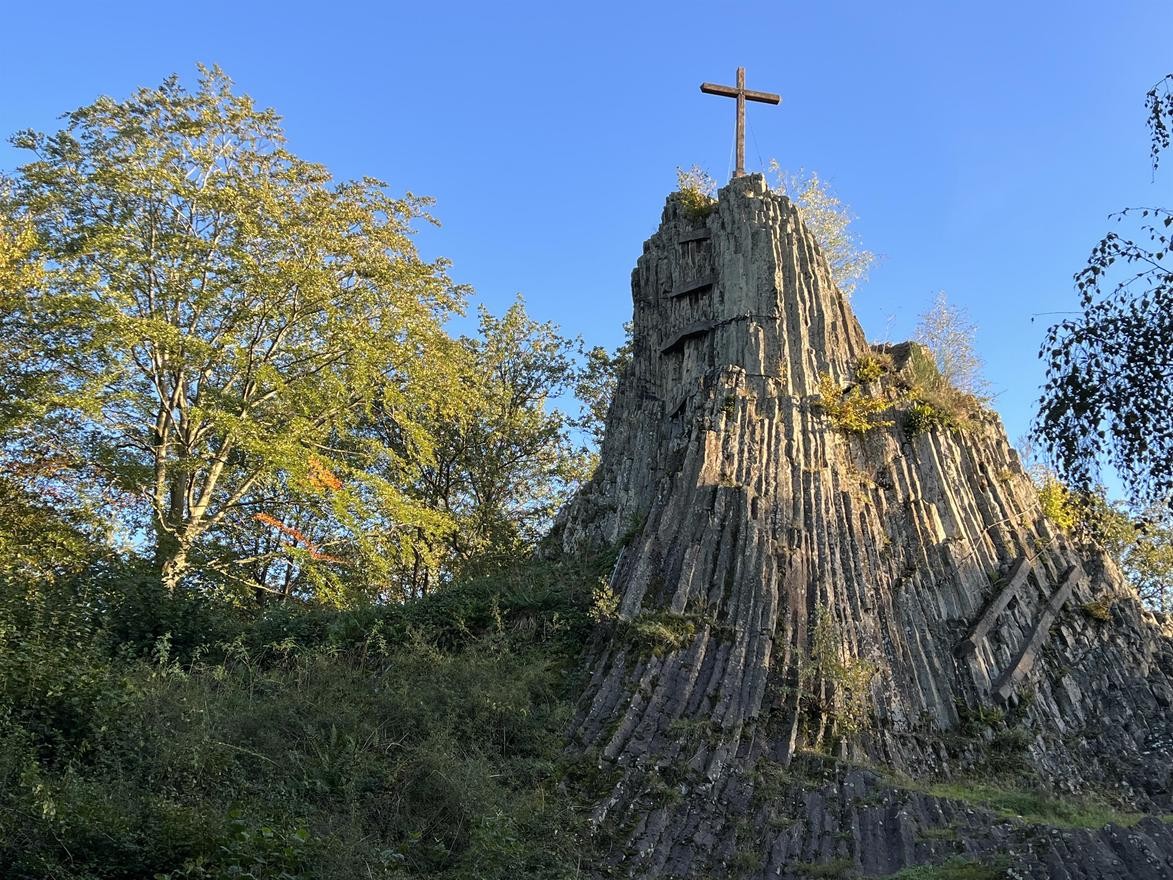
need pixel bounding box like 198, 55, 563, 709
800, 606, 878, 743
675, 165, 718, 219
1038, 477, 1078, 531
589, 579, 620, 623
816, 373, 892, 433
1082, 598, 1113, 622
855, 352, 892, 383
625, 610, 706, 655
904, 399, 954, 438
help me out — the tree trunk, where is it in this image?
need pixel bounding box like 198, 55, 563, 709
159, 542, 189, 594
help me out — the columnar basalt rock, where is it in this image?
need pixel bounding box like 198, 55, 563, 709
556, 175, 1173, 878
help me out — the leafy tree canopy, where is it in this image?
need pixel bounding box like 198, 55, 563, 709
1036, 75, 1173, 509
2, 66, 468, 600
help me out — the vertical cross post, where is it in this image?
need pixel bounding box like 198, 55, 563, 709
735, 67, 746, 178
700, 68, 781, 180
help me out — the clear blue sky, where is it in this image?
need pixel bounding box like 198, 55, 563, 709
2, 1, 1168, 454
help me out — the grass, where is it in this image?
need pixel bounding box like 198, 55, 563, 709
622, 610, 722, 655
878, 857, 1010, 880
911, 780, 1145, 829
792, 856, 857, 877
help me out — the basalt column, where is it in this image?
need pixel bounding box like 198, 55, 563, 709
555, 175, 1173, 878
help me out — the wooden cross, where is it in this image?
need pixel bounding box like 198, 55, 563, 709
700, 68, 781, 179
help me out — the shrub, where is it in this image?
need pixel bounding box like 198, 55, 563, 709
624, 611, 704, 655
0, 555, 607, 879
800, 606, 877, 738
898, 344, 984, 434
676, 165, 718, 219
1039, 477, 1078, 531
904, 400, 953, 438
855, 352, 892, 383
816, 374, 892, 434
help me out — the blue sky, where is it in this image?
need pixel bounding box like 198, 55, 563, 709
2, 0, 1168, 458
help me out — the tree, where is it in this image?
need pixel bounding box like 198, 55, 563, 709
915, 291, 990, 397
575, 322, 632, 452
3, 68, 465, 598
1036, 75, 1173, 508
373, 298, 589, 593
768, 162, 875, 297
1019, 434, 1173, 614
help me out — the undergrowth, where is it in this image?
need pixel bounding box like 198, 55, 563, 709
900, 777, 1146, 829
879, 857, 1011, 880
0, 555, 608, 879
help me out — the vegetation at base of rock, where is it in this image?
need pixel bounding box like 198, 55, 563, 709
675, 165, 718, 219
791, 856, 857, 877
816, 373, 892, 433
878, 857, 1010, 880
910, 779, 1146, 829
0, 554, 607, 879
800, 607, 877, 741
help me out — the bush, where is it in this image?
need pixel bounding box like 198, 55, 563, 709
0, 554, 608, 879
855, 352, 892, 383
676, 165, 718, 219
904, 400, 953, 438
816, 373, 892, 434
1039, 477, 1078, 531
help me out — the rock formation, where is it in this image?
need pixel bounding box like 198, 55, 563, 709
555, 175, 1173, 878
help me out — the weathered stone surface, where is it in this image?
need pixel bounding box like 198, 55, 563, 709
554, 175, 1173, 877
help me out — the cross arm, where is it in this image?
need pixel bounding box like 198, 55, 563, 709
699, 83, 781, 105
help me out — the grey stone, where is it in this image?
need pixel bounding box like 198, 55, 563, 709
556, 176, 1173, 878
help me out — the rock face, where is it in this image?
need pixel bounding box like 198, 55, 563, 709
556, 175, 1173, 878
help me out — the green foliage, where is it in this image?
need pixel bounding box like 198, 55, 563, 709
382, 297, 593, 592
854, 353, 891, 383
1082, 598, 1114, 622
4, 66, 470, 600
588, 579, 620, 623
899, 343, 984, 435
624, 611, 705, 655
1030, 481, 1173, 612
1036, 74, 1173, 507
816, 373, 892, 434
879, 858, 1010, 880
675, 166, 718, 219
916, 780, 1143, 829
800, 606, 877, 739
1037, 476, 1079, 531
768, 163, 875, 298
574, 322, 632, 453
157, 811, 314, 880
904, 400, 952, 438
791, 857, 857, 877
0, 476, 107, 587
0, 554, 607, 879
